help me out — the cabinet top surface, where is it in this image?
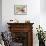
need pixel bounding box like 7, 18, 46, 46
7, 23, 34, 25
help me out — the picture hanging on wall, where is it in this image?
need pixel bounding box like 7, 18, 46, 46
14, 5, 27, 15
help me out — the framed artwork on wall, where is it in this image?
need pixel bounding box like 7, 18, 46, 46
14, 5, 27, 15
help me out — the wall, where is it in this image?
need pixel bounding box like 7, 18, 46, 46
0, 0, 2, 32
2, 0, 46, 46
40, 0, 46, 31
40, 0, 46, 13
2, 0, 40, 30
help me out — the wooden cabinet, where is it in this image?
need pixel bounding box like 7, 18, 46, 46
7, 23, 34, 46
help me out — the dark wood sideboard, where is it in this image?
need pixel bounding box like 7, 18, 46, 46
7, 23, 34, 46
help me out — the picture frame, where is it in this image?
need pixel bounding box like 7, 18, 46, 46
14, 5, 27, 15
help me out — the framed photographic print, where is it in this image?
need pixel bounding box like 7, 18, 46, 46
14, 5, 27, 15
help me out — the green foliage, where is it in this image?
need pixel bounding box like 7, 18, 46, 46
36, 25, 45, 41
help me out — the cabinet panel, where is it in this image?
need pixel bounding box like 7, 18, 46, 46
7, 23, 34, 46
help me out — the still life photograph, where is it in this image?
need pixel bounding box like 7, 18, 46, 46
14, 5, 27, 15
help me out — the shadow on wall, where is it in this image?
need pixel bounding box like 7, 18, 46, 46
0, 0, 2, 32
40, 0, 46, 14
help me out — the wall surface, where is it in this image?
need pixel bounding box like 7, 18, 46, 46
0, 0, 2, 32
40, 0, 46, 13
40, 0, 46, 31
2, 0, 46, 46
2, 0, 40, 31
